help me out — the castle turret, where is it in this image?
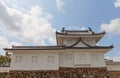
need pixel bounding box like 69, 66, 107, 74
56, 27, 106, 47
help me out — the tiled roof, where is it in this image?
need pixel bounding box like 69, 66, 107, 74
10, 46, 64, 50
56, 27, 105, 36
56, 31, 105, 36
4, 45, 113, 50
106, 61, 120, 65
66, 45, 113, 49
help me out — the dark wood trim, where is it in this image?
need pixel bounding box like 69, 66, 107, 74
3, 45, 113, 50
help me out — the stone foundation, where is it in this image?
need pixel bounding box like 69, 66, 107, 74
0, 72, 8, 78
59, 67, 108, 78
107, 71, 120, 78
6, 70, 59, 78
0, 67, 120, 78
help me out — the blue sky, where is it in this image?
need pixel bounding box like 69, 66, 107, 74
0, 0, 120, 61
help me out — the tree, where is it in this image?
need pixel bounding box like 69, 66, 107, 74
0, 52, 11, 67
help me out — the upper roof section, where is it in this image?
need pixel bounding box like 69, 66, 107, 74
56, 27, 105, 46
57, 27, 105, 36
3, 27, 113, 53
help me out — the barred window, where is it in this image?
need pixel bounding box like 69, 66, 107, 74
15, 56, 22, 63
48, 56, 54, 63
79, 54, 86, 60
66, 54, 72, 60
92, 54, 99, 60
32, 56, 38, 63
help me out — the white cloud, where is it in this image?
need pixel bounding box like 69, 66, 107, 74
114, 0, 120, 8
0, 36, 22, 55
101, 18, 120, 35
0, 37, 9, 55
10, 41, 22, 46
0, 36, 22, 48
56, 0, 64, 12
0, 37, 9, 48
0, 0, 56, 45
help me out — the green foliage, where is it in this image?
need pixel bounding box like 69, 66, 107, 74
0, 52, 11, 67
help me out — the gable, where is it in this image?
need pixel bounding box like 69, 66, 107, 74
70, 38, 91, 47
74, 41, 89, 47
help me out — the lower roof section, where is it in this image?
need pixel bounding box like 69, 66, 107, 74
4, 45, 113, 51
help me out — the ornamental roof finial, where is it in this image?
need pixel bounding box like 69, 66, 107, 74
61, 27, 65, 32
88, 27, 92, 32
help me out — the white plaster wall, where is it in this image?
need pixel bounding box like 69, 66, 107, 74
85, 40, 96, 46
74, 41, 88, 47
10, 49, 106, 70
107, 65, 120, 71
74, 52, 90, 66
90, 53, 106, 67
10, 52, 59, 70
64, 39, 77, 46
59, 51, 105, 67
0, 67, 9, 72
59, 52, 74, 67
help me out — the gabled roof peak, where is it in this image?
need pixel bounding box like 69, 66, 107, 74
69, 37, 92, 48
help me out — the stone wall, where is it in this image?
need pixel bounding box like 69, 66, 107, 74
107, 71, 120, 78
59, 67, 108, 78
0, 72, 8, 78
6, 70, 60, 78
0, 67, 120, 78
